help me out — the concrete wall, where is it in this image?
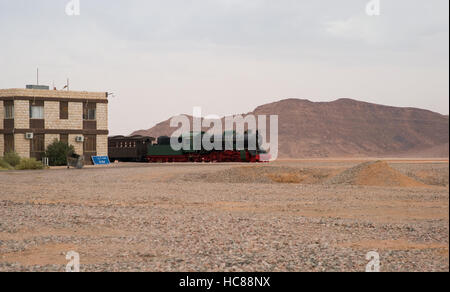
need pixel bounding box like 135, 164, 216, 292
44, 101, 83, 130
15, 134, 30, 158
97, 135, 108, 156
14, 100, 29, 129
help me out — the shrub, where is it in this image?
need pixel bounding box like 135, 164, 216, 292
3, 152, 21, 167
266, 173, 304, 184
0, 159, 13, 170
45, 139, 75, 166
15, 158, 44, 170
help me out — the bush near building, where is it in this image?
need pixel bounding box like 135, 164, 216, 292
15, 158, 44, 170
45, 140, 76, 166
0, 158, 13, 170
3, 152, 21, 167
0, 152, 45, 171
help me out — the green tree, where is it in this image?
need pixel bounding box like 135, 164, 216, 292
45, 139, 76, 166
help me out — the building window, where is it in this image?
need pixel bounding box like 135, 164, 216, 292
4, 134, 14, 153
83, 103, 96, 120
60, 134, 69, 145
30, 104, 44, 119
4, 101, 14, 119
60, 101, 69, 120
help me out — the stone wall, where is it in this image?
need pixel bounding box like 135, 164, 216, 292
44, 101, 83, 130
45, 134, 60, 150
97, 103, 108, 131
15, 134, 30, 158
0, 100, 4, 129
69, 134, 84, 155
0, 89, 107, 100
97, 135, 108, 156
0, 89, 109, 159
14, 100, 29, 129
0, 134, 4, 157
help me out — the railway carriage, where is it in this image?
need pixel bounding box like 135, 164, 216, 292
108, 135, 155, 162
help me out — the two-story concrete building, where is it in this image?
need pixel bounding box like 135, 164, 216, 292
0, 85, 108, 163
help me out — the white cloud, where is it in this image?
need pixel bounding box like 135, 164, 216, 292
325, 15, 386, 45
0, 0, 448, 135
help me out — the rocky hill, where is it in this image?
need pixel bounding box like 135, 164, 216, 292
132, 98, 449, 158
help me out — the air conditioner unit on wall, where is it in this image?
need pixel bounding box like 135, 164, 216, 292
25, 133, 34, 140
75, 136, 84, 143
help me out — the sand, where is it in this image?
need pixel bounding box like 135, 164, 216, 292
0, 159, 448, 272
327, 161, 428, 187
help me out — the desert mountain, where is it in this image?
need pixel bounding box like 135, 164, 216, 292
132, 98, 449, 158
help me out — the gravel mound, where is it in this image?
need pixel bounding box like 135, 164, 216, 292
181, 166, 336, 184
326, 161, 428, 187
392, 163, 449, 187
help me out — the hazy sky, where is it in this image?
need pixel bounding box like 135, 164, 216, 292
0, 0, 448, 135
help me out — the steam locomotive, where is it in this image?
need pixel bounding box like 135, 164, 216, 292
108, 131, 270, 163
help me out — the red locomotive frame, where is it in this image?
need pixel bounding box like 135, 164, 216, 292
146, 150, 270, 163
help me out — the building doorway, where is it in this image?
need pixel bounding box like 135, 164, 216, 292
83, 135, 97, 164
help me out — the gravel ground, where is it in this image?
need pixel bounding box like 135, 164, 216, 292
391, 162, 449, 187
0, 160, 448, 272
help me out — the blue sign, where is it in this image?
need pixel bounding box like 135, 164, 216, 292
92, 156, 111, 165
